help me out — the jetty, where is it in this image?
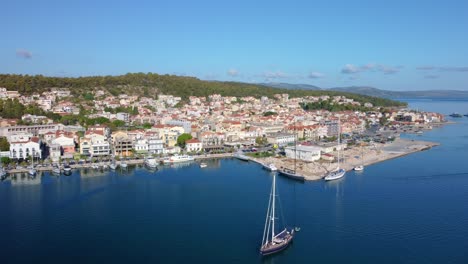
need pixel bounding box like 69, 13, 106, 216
251, 138, 439, 181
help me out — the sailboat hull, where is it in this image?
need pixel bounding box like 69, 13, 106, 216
260, 229, 294, 256
278, 169, 305, 181
324, 168, 346, 181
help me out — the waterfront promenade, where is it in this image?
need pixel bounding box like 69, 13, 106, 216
5, 153, 234, 174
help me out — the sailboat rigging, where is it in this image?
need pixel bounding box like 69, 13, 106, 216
260, 172, 294, 256
324, 118, 346, 181
278, 119, 305, 181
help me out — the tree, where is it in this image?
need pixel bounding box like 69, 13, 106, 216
0, 137, 9, 151
176, 133, 193, 149
142, 123, 152, 129
1, 157, 10, 165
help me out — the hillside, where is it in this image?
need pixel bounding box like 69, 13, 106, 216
0, 73, 406, 107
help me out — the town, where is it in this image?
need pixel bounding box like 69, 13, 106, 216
0, 87, 445, 179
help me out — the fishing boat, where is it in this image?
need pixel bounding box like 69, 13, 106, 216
262, 163, 278, 172
120, 161, 128, 169
162, 154, 194, 164
260, 172, 294, 256
233, 151, 250, 161
324, 118, 346, 181
144, 157, 158, 169
199, 162, 207, 168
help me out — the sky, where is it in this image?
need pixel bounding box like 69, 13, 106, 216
1, 0, 468, 91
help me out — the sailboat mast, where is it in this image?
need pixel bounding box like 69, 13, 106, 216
337, 117, 341, 167
271, 172, 276, 241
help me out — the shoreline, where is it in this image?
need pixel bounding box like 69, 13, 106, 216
3, 138, 439, 180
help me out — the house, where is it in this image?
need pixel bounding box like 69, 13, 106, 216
134, 138, 148, 154
186, 138, 202, 153
9, 136, 42, 159
51, 134, 75, 158
49, 143, 61, 162
266, 133, 296, 147
148, 137, 164, 155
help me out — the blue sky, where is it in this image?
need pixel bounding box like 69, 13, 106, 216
2, 0, 468, 91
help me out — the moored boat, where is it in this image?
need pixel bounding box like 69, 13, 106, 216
199, 162, 207, 168
162, 154, 194, 164
353, 165, 364, 171
144, 157, 158, 169
262, 163, 278, 172
234, 152, 250, 161
278, 168, 305, 181
260, 172, 294, 256
324, 118, 346, 181
449, 112, 462, 118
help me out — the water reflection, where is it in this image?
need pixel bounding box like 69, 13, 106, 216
9, 173, 42, 186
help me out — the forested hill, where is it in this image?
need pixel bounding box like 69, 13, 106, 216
0, 73, 406, 107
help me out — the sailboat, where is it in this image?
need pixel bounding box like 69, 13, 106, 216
324, 119, 346, 181
260, 172, 295, 256
353, 145, 364, 171
278, 121, 305, 181
28, 154, 37, 178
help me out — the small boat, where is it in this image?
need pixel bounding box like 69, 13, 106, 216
63, 165, 72, 175
199, 162, 207, 168
353, 165, 364, 171
52, 166, 61, 175
120, 162, 128, 168
92, 164, 100, 170
262, 163, 278, 172
233, 152, 250, 161
144, 157, 158, 169
464, 114, 468, 117
162, 154, 194, 164
416, 131, 423, 135
109, 162, 118, 170
260, 172, 294, 256
449, 113, 462, 118
0, 167, 8, 180
28, 168, 37, 178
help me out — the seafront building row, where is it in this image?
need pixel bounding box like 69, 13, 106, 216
0, 87, 445, 163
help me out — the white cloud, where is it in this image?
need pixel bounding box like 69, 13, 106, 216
227, 69, 240, 77
16, 49, 32, 59
341, 63, 401, 75
308, 71, 324, 79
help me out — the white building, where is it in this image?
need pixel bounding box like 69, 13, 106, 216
186, 138, 202, 152
148, 138, 164, 154
285, 145, 321, 162
9, 136, 42, 159
134, 138, 148, 154
266, 133, 296, 147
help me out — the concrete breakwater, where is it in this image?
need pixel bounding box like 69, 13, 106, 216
251, 138, 440, 181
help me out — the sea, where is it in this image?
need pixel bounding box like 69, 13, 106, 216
1, 99, 468, 264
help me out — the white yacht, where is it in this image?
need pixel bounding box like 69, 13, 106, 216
353, 165, 364, 171
162, 155, 194, 164
199, 162, 207, 168
262, 163, 278, 172
144, 157, 158, 169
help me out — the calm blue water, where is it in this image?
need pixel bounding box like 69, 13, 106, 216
1, 100, 468, 264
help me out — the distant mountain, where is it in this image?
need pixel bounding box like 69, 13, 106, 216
329, 87, 468, 99
260, 82, 322, 90
259, 83, 468, 99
